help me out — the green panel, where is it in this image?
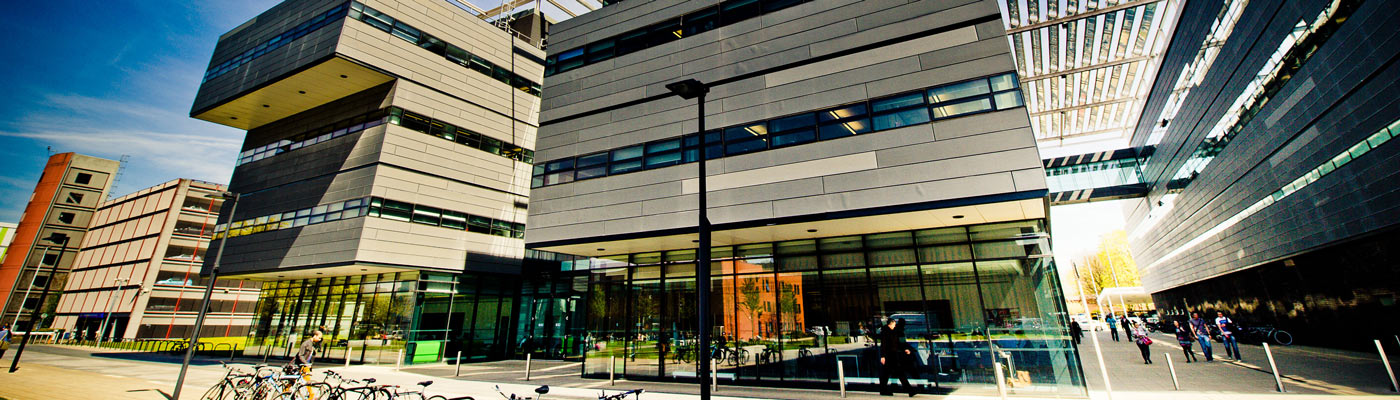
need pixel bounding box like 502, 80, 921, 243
410, 340, 442, 363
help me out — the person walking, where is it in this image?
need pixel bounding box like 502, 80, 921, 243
0, 324, 11, 359
1119, 315, 1132, 343
1069, 321, 1083, 346
1215, 312, 1242, 362
1173, 321, 1197, 362
288, 329, 324, 372
878, 317, 916, 397
1132, 322, 1153, 364
1188, 312, 1214, 361
1106, 314, 1120, 342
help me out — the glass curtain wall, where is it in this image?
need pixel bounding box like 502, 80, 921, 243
244, 271, 521, 365
577, 219, 1084, 397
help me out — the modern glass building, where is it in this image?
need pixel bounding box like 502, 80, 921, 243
527, 0, 1084, 395
1122, 0, 1400, 349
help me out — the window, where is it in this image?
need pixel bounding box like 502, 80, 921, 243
932, 98, 993, 119
41, 253, 59, 266
615, 29, 649, 57
555, 47, 586, 73
65, 192, 85, 205
721, 0, 762, 24
380, 199, 413, 222
645, 139, 683, 169
75, 173, 92, 184
610, 145, 644, 174
587, 40, 616, 64
768, 113, 816, 148
928, 79, 990, 103
650, 19, 683, 47
871, 92, 930, 130
684, 7, 719, 37
724, 122, 768, 155
57, 212, 75, 224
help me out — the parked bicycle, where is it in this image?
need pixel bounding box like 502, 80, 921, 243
597, 389, 642, 400
1239, 325, 1294, 346
496, 385, 549, 400
200, 361, 264, 400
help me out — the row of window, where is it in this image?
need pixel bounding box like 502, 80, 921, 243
215, 198, 372, 239
213, 197, 528, 240
366, 197, 526, 239
204, 3, 348, 82
388, 107, 535, 164
349, 1, 542, 96
1148, 116, 1398, 270
238, 109, 387, 166
532, 73, 1024, 188
545, 0, 809, 77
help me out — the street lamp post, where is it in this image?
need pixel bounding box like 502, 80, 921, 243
666, 78, 710, 400
96, 277, 130, 348
9, 233, 70, 373
170, 191, 239, 400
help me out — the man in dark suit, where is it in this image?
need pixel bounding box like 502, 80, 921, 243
878, 317, 916, 397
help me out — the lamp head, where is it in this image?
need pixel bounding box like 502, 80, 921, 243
204, 191, 238, 200
665, 79, 708, 100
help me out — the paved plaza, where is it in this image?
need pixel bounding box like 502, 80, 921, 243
1, 330, 1398, 400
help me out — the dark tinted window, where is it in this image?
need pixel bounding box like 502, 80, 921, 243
684, 7, 720, 37
587, 40, 616, 63
616, 29, 648, 56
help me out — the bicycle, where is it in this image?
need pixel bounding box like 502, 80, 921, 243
309, 370, 390, 400
597, 389, 642, 400
1239, 325, 1294, 346
201, 361, 264, 400
495, 385, 549, 400
757, 346, 780, 364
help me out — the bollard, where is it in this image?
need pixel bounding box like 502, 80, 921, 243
455, 351, 463, 377
397, 349, 404, 371
1165, 352, 1179, 390
231, 345, 238, 361
1378, 340, 1398, 392
526, 353, 533, 381
1264, 343, 1284, 392
610, 356, 616, 386
347, 346, 354, 368
836, 358, 846, 398
1090, 329, 1114, 400
711, 358, 718, 392
993, 360, 1009, 400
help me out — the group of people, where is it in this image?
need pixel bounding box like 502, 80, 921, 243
1067, 311, 1243, 365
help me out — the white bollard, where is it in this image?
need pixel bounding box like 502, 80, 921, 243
397, 349, 404, 371
346, 345, 353, 368
836, 358, 846, 398
711, 358, 719, 392
1378, 340, 1398, 392
610, 356, 616, 386
993, 360, 1009, 400
456, 351, 463, 377
526, 353, 533, 381
1264, 343, 1284, 392
1165, 352, 1179, 390
1090, 329, 1114, 400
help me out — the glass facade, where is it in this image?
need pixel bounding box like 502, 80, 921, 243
243, 271, 519, 364
571, 220, 1084, 396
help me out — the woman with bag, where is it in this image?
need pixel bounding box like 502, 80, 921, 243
1132, 322, 1153, 364
1173, 320, 1198, 362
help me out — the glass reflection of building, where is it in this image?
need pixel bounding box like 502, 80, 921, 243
556, 220, 1083, 396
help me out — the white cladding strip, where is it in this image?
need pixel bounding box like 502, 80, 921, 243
765, 26, 981, 88
680, 153, 878, 194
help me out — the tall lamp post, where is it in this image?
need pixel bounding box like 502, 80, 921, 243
9, 232, 71, 373
96, 277, 130, 348
665, 78, 710, 400
171, 191, 239, 400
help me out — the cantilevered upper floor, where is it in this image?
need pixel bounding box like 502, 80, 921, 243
190, 0, 546, 131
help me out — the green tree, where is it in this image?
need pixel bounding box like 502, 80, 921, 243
1075, 230, 1140, 293
738, 278, 762, 340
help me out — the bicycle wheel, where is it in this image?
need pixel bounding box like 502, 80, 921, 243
202, 381, 234, 400
426, 396, 448, 400
738, 349, 750, 365
1271, 330, 1294, 346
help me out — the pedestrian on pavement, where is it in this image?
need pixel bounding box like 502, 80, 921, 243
1215, 312, 1242, 362
1189, 312, 1214, 361
1173, 320, 1197, 362
287, 329, 324, 373
1119, 316, 1132, 342
0, 324, 11, 359
1132, 322, 1153, 364
1106, 314, 1120, 342
1070, 321, 1083, 346
877, 316, 916, 397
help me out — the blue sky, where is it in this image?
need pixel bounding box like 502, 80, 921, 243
0, 0, 279, 222
0, 0, 575, 223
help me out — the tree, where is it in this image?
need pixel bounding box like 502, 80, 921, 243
737, 278, 763, 340
1075, 230, 1140, 293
